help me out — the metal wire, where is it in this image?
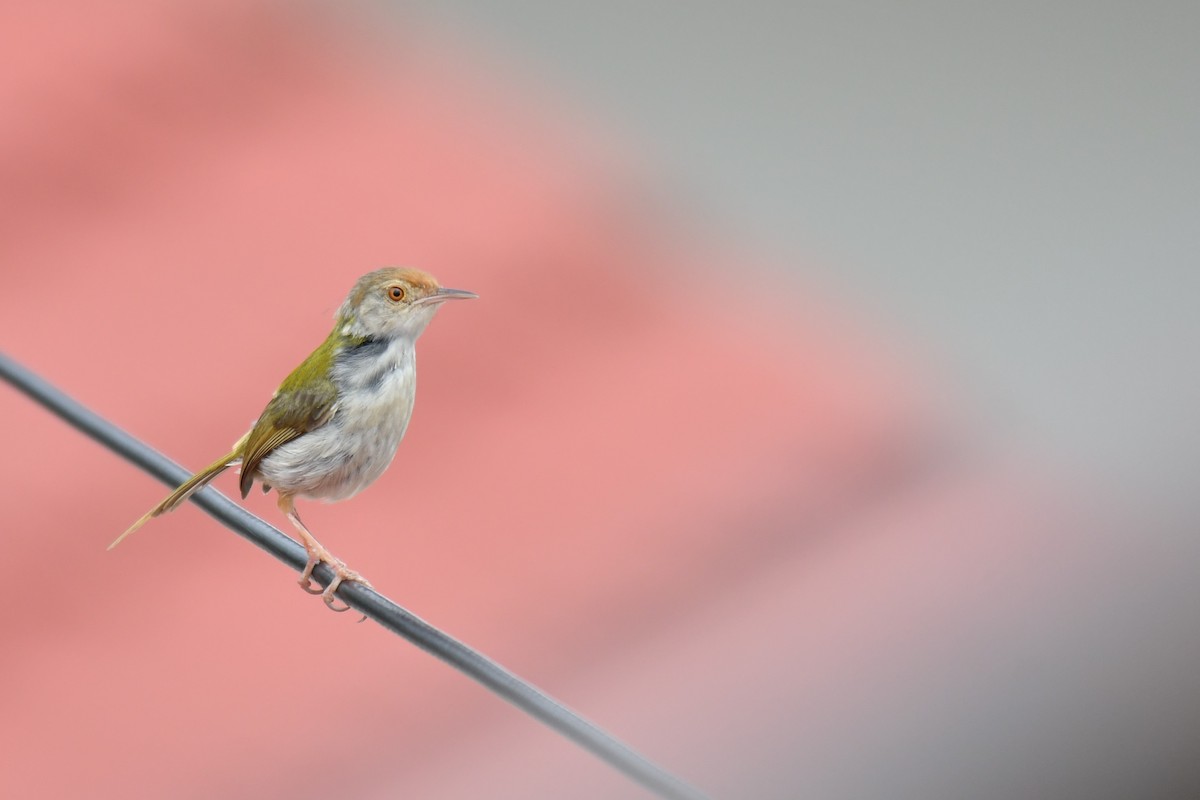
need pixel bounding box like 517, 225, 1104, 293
0, 351, 708, 800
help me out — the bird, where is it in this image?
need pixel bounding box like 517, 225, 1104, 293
111, 267, 476, 611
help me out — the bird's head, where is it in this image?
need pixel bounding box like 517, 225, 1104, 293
338, 267, 476, 341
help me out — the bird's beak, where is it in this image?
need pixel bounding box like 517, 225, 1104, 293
417, 287, 478, 305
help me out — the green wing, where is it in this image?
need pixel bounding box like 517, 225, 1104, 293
237, 330, 344, 498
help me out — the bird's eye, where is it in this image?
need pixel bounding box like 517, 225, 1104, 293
386, 285, 406, 302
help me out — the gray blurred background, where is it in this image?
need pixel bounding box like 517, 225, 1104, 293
406, 0, 1199, 509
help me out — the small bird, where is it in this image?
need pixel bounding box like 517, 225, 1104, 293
112, 267, 476, 611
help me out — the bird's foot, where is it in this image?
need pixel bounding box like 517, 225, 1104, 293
298, 548, 372, 614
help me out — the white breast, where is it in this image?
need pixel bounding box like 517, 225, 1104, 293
258, 337, 418, 502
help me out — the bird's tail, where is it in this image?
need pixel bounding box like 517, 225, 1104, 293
108, 449, 240, 550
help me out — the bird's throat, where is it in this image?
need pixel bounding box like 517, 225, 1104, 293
332, 333, 416, 395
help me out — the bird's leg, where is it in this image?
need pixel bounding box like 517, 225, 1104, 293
276, 494, 371, 613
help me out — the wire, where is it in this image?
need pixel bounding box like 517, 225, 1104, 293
0, 351, 708, 800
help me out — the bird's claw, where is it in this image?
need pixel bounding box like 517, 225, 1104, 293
298, 559, 324, 594
321, 574, 371, 623
297, 553, 371, 618
320, 575, 354, 612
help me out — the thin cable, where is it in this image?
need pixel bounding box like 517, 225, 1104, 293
0, 351, 708, 800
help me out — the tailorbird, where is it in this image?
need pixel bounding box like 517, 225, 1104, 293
112, 267, 476, 611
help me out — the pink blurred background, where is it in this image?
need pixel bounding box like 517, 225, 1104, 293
2, 2, 1198, 798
